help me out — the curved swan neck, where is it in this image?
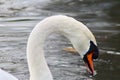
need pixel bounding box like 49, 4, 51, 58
27, 15, 96, 80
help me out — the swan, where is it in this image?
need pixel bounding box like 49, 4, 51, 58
0, 15, 99, 80
0, 68, 18, 80
27, 15, 99, 80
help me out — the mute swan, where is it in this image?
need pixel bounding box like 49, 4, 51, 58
27, 15, 99, 80
0, 68, 18, 80
0, 15, 99, 80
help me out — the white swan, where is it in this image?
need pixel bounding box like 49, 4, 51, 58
27, 15, 99, 80
0, 15, 99, 80
0, 68, 18, 80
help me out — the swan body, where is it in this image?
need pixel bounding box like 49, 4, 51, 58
0, 15, 99, 80
0, 69, 18, 80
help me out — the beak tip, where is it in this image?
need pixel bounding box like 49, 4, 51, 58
90, 71, 97, 76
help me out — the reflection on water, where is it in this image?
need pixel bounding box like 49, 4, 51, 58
0, 0, 120, 80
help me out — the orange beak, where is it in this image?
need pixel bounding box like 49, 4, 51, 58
85, 52, 95, 75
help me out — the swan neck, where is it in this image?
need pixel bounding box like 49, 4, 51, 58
27, 25, 53, 80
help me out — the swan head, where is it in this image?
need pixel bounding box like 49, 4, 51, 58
83, 41, 99, 76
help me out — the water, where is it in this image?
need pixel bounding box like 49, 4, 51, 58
0, 0, 120, 80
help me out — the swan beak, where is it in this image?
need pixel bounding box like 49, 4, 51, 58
85, 52, 95, 75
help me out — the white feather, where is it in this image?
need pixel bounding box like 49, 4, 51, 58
0, 69, 18, 80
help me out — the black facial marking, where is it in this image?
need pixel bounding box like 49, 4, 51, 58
83, 41, 99, 62
89, 41, 99, 59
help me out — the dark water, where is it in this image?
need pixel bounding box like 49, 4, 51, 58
0, 0, 120, 80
